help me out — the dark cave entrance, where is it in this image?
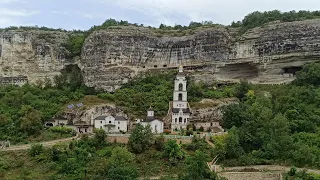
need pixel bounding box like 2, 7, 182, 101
282, 66, 302, 76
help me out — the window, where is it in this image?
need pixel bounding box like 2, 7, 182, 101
179, 83, 183, 91
184, 118, 186, 123
85, 129, 87, 133
100, 121, 102, 124
109, 121, 111, 124
178, 93, 183, 101
118, 121, 120, 124
179, 117, 182, 123
118, 127, 120, 130
175, 118, 177, 123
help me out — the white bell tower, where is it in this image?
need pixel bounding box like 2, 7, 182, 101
173, 66, 188, 108
171, 66, 190, 131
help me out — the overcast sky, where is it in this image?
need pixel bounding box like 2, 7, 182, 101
0, 0, 319, 30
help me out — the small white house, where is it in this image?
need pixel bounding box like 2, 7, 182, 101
140, 107, 164, 133
94, 115, 128, 133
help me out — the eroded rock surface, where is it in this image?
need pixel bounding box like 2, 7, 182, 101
81, 20, 320, 90
0, 30, 69, 84
2, 20, 320, 90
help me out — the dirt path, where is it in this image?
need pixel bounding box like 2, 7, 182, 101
0, 135, 79, 152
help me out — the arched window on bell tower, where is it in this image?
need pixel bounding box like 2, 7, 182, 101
179, 83, 183, 91
178, 93, 183, 101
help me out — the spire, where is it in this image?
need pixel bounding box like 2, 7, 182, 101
179, 65, 183, 72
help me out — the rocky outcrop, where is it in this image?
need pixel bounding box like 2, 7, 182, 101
0, 30, 70, 84
2, 19, 320, 90
81, 20, 320, 90
190, 98, 238, 123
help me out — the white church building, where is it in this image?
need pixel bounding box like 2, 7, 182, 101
94, 115, 128, 133
138, 107, 164, 133
171, 66, 191, 131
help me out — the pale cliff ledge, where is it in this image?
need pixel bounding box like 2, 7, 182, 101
80, 19, 320, 91
1, 20, 320, 90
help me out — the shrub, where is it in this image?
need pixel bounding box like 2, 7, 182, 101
50, 126, 73, 134
155, 135, 165, 151
29, 144, 44, 157
186, 130, 194, 136
97, 93, 115, 101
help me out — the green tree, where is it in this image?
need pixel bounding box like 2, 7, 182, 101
180, 150, 218, 180
29, 144, 44, 157
295, 62, 320, 86
128, 124, 154, 153
164, 140, 185, 165
19, 106, 43, 135
235, 80, 250, 100
106, 147, 138, 180
93, 129, 107, 147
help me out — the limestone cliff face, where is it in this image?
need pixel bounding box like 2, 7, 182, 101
0, 30, 69, 84
2, 19, 320, 90
81, 20, 320, 91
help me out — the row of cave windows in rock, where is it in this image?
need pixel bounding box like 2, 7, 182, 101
141, 65, 168, 68
174, 117, 187, 124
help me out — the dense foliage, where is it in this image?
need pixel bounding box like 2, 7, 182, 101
98, 71, 234, 117
0, 66, 95, 144
128, 124, 154, 154
0, 131, 221, 179
231, 10, 320, 32
217, 62, 320, 168
285, 167, 320, 180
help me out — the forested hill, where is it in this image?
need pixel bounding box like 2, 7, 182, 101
215, 62, 320, 169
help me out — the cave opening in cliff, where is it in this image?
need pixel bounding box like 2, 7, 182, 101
282, 66, 302, 76
217, 63, 259, 80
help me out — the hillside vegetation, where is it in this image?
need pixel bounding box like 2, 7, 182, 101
0, 66, 95, 144
97, 71, 235, 118
0, 127, 222, 180
214, 62, 320, 169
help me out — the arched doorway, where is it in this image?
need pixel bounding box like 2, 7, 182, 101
179, 117, 182, 123
178, 93, 183, 101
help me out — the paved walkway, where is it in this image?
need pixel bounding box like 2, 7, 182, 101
0, 135, 78, 152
